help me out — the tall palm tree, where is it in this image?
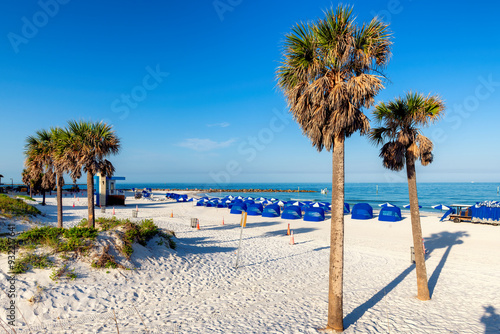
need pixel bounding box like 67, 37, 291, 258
276, 5, 391, 331
50, 127, 72, 228
66, 120, 120, 228
370, 92, 445, 300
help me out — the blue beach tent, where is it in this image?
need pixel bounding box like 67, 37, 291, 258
344, 203, 350, 214
351, 203, 374, 220
303, 207, 325, 222
262, 204, 281, 218
378, 206, 402, 222
281, 206, 302, 220
205, 201, 218, 208
247, 203, 264, 216
230, 203, 247, 214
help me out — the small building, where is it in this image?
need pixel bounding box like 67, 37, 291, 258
95, 174, 126, 207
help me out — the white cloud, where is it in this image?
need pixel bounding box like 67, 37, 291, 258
207, 122, 230, 128
177, 138, 236, 152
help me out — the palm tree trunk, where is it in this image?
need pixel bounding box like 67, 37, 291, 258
327, 136, 345, 332
87, 172, 95, 228
42, 190, 46, 206
56, 173, 63, 228
405, 153, 430, 301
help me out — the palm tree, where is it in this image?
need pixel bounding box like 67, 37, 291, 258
66, 120, 120, 228
370, 92, 445, 300
50, 127, 72, 228
276, 5, 391, 331
24, 130, 56, 206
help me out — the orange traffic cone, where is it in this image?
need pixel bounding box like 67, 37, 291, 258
171, 210, 173, 218
113, 207, 115, 215
73, 202, 75, 208
290, 231, 295, 245
287, 223, 290, 236
422, 238, 427, 254
197, 221, 200, 230
222, 217, 225, 225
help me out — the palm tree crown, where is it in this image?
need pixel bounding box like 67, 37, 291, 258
277, 5, 392, 150
370, 92, 445, 174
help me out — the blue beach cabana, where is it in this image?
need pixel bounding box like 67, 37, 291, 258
351, 203, 374, 220
247, 203, 264, 216
230, 203, 247, 214
281, 206, 302, 220
378, 206, 402, 222
303, 207, 325, 222
262, 204, 281, 218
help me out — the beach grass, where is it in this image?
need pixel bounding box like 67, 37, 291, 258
0, 194, 41, 216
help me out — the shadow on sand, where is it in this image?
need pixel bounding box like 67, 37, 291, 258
344, 230, 468, 329
481, 305, 500, 333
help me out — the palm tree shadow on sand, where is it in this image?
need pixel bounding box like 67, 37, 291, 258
481, 305, 500, 333
424, 231, 468, 297
344, 231, 468, 329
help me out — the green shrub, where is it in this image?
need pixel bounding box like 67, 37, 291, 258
17, 226, 63, 246
63, 226, 98, 239
0, 195, 41, 216
11, 253, 53, 275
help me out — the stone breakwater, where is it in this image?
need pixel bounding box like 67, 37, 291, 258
142, 188, 317, 193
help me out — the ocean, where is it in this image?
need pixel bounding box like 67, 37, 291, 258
108, 182, 500, 213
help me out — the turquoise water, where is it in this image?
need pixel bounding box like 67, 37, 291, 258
114, 182, 500, 213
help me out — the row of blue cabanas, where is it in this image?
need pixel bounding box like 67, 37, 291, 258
195, 195, 352, 222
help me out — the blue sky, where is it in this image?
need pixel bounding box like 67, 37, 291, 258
0, 0, 499, 185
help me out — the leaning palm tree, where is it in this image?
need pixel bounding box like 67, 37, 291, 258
370, 92, 445, 300
277, 5, 392, 331
66, 120, 120, 228
24, 130, 56, 206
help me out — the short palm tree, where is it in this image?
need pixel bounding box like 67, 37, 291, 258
66, 120, 120, 228
370, 92, 445, 300
24, 130, 56, 206
277, 5, 391, 331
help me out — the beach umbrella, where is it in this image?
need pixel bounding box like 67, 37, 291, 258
312, 202, 321, 207
276, 200, 285, 207
269, 198, 278, 201
246, 196, 254, 200
237, 196, 244, 200
379, 202, 396, 208
432, 204, 450, 211
257, 197, 266, 201
403, 204, 422, 209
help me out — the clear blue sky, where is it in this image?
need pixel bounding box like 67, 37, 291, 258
1, 0, 499, 185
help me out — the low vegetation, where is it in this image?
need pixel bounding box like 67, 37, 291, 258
1, 217, 176, 276
16, 195, 36, 202
0, 194, 41, 216
10, 253, 53, 274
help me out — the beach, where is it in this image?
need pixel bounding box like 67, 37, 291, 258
1, 191, 499, 333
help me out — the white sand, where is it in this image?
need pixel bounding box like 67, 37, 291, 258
1, 191, 499, 333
